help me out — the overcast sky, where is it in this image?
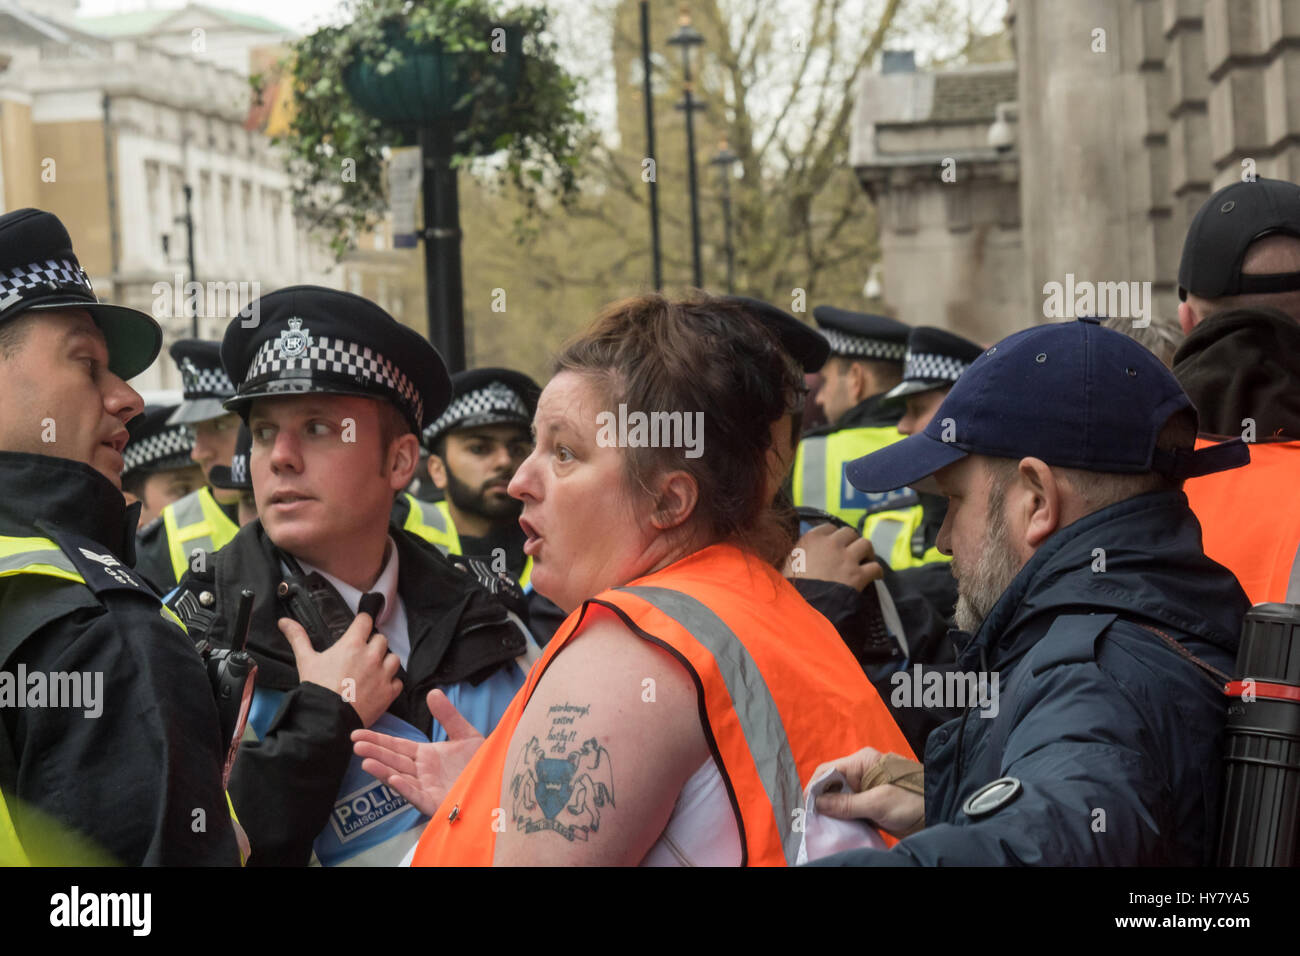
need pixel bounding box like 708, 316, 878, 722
74, 0, 1008, 147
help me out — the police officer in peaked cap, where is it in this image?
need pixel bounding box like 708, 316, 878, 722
167, 285, 537, 866
134, 339, 243, 591
121, 404, 203, 532
793, 306, 928, 573
882, 326, 985, 608
0, 207, 239, 865
207, 422, 257, 529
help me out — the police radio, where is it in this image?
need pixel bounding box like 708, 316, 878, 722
194, 589, 258, 788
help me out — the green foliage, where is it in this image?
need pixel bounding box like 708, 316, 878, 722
266, 0, 589, 257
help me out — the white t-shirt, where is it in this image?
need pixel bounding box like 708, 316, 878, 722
639, 757, 742, 866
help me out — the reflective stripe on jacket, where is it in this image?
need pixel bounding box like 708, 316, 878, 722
401, 494, 533, 589
410, 542, 913, 866
0, 533, 240, 864
792, 427, 938, 569
162, 487, 240, 581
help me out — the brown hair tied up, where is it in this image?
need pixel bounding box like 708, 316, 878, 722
555, 292, 803, 567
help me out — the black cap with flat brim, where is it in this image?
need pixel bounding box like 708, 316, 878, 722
724, 296, 830, 373
0, 208, 161, 380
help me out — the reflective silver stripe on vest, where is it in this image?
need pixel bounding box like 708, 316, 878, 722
0, 545, 77, 577
1288, 539, 1300, 604
614, 585, 803, 866
869, 517, 906, 567
422, 500, 450, 534
798, 435, 828, 511
172, 491, 206, 527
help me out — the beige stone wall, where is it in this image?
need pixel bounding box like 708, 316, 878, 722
855, 0, 1300, 343
0, 94, 39, 211
32, 119, 111, 279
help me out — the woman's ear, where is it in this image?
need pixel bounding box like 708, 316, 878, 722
651, 470, 699, 532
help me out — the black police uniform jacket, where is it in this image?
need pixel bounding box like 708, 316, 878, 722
0, 452, 239, 865
167, 519, 527, 866
814, 490, 1248, 866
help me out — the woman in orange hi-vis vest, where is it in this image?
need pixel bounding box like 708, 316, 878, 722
353, 294, 914, 866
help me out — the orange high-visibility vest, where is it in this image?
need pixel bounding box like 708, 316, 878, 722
411, 542, 915, 866
1186, 438, 1300, 605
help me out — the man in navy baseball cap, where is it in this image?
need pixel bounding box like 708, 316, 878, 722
811, 316, 1252, 867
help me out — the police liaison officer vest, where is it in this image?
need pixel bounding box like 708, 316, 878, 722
409, 542, 914, 866
161, 486, 241, 582
401, 493, 534, 590
792, 427, 944, 570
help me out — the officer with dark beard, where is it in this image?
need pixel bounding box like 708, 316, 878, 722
395, 368, 539, 586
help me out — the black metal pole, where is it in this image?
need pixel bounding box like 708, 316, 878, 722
640, 1, 662, 291
183, 183, 198, 338
680, 61, 703, 288
720, 169, 734, 294
419, 123, 466, 374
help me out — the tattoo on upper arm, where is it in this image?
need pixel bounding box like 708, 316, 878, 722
509, 702, 615, 842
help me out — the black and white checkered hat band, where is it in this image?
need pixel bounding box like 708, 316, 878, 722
244, 335, 423, 426
902, 351, 969, 384
123, 424, 193, 474
230, 452, 248, 487
0, 257, 93, 311
821, 327, 906, 361
179, 357, 235, 398
423, 381, 531, 444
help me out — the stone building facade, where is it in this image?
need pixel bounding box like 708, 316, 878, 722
851, 0, 1300, 343
0, 2, 420, 393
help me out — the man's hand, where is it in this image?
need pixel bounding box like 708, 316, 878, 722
351, 690, 485, 817
812, 746, 924, 838
278, 612, 402, 727
785, 523, 884, 592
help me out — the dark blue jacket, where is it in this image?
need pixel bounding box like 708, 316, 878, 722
817, 489, 1248, 866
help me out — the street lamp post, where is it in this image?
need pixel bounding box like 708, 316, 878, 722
668, 7, 705, 289
163, 174, 200, 339
709, 140, 738, 294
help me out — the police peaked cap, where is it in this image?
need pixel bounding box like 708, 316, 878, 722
812, 306, 910, 361
209, 423, 252, 492
221, 285, 452, 432
422, 366, 541, 450
123, 405, 195, 481
884, 326, 985, 401
167, 338, 236, 424
0, 207, 161, 380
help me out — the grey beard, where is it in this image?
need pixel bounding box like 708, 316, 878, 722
952, 489, 1023, 633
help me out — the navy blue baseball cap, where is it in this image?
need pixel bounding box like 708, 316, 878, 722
846, 316, 1249, 493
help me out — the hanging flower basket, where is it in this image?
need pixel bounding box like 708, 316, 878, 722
343, 23, 524, 154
